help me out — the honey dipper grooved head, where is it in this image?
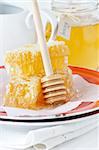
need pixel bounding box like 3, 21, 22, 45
41, 74, 67, 105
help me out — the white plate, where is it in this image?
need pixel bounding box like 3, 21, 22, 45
0, 66, 99, 126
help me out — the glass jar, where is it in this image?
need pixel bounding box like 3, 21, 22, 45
39, 0, 52, 11
52, 0, 99, 71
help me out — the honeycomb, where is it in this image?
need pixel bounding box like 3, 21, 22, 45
4, 68, 74, 109
4, 41, 75, 110
5, 41, 69, 78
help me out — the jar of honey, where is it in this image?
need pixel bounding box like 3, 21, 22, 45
52, 0, 99, 70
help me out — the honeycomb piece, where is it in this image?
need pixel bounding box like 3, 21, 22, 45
4, 76, 46, 109
5, 41, 69, 78
4, 68, 75, 110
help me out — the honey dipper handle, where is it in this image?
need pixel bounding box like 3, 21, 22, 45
32, 0, 53, 76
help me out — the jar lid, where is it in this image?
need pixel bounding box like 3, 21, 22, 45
52, 0, 98, 13
52, 0, 99, 26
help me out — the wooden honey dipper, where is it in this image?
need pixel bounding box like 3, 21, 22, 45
32, 0, 67, 105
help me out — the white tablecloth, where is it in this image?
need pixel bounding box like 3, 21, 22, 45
53, 126, 99, 150
0, 126, 99, 150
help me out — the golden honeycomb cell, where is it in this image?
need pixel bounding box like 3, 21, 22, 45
4, 41, 75, 110
5, 41, 69, 78
4, 76, 46, 109
4, 68, 75, 110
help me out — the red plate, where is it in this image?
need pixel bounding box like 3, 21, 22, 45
69, 66, 99, 85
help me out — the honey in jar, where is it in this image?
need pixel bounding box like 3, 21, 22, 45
52, 0, 99, 70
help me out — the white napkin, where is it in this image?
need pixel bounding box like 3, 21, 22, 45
0, 116, 98, 150
1, 75, 99, 117
33, 122, 99, 150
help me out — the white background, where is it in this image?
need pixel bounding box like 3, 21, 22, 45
0, 0, 51, 10
1, 0, 99, 12
1, 0, 34, 10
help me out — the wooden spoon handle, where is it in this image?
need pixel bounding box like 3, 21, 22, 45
32, 0, 53, 76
